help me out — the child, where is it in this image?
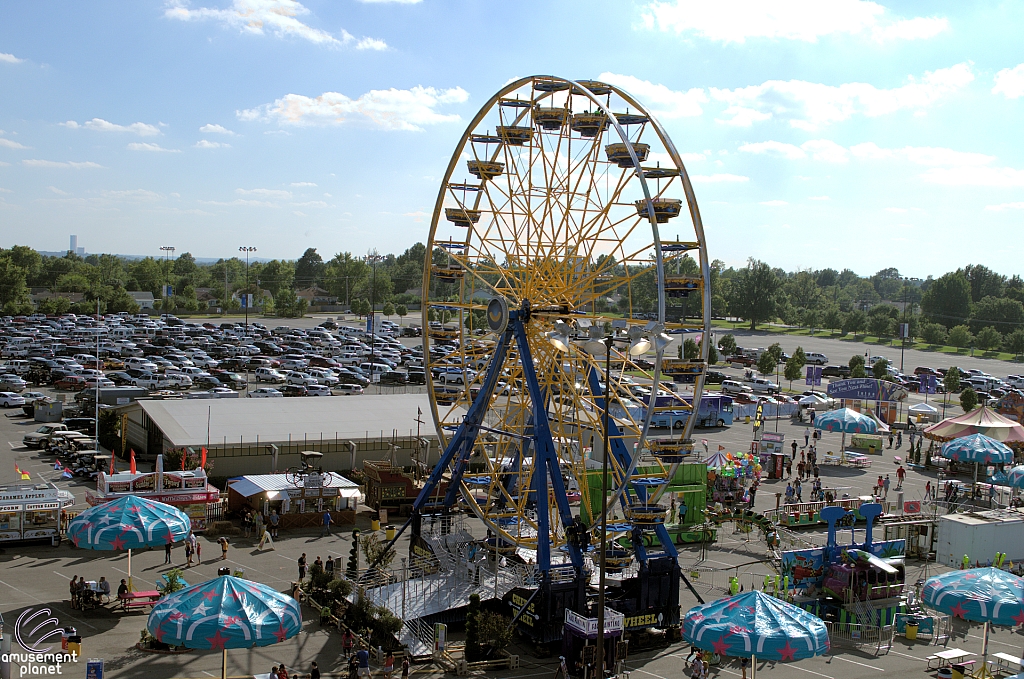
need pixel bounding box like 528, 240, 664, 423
218, 536, 229, 560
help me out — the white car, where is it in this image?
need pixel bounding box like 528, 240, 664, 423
336, 384, 364, 395
249, 387, 284, 398
306, 384, 333, 397
721, 379, 753, 395
279, 358, 309, 371
286, 371, 318, 386
307, 369, 339, 386
0, 391, 26, 408
254, 367, 286, 384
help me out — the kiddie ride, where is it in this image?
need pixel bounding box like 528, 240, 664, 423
780, 503, 908, 628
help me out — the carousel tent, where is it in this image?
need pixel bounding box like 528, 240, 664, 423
924, 406, 1024, 444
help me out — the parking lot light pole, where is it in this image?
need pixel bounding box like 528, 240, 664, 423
365, 252, 384, 368
239, 247, 257, 333
900, 277, 919, 373
159, 246, 175, 313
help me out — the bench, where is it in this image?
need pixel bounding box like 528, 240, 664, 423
993, 652, 1023, 676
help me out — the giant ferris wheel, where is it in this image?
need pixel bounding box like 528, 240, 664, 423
407, 75, 711, 637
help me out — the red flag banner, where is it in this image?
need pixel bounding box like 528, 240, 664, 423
129, 449, 137, 475
181, 449, 187, 471
108, 454, 115, 476
200, 447, 207, 469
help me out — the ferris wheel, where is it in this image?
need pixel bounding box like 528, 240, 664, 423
415, 75, 711, 578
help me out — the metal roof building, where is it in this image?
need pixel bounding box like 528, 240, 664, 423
119, 394, 443, 478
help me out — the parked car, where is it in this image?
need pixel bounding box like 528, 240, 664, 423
336, 384, 364, 395
306, 384, 333, 397
379, 371, 408, 386
727, 355, 755, 368
821, 365, 851, 378
721, 379, 753, 395
286, 371, 318, 387
748, 378, 781, 395
0, 391, 26, 408
107, 371, 135, 385
249, 387, 284, 398
54, 375, 88, 391
405, 369, 427, 385
254, 367, 286, 384
804, 352, 828, 365
23, 423, 68, 449
703, 370, 727, 384
280, 385, 308, 397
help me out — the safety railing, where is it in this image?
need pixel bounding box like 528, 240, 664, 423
825, 621, 891, 655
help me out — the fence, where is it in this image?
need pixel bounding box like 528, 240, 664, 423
825, 621, 892, 655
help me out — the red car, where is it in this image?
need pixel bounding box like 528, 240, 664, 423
55, 375, 88, 391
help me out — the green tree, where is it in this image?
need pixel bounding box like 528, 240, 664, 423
683, 338, 699, 360
872, 358, 889, 379
961, 264, 1006, 303
792, 346, 807, 368
395, 304, 408, 320
767, 342, 784, 364
969, 296, 1024, 334
843, 309, 867, 337
867, 304, 899, 338
38, 296, 72, 315
784, 356, 802, 390
849, 354, 865, 370
382, 301, 395, 319
351, 298, 370, 318
731, 258, 782, 329
850, 356, 866, 378
822, 305, 843, 335
756, 351, 776, 377
1005, 329, 1024, 358
294, 248, 325, 288
948, 325, 974, 349
921, 322, 948, 345
960, 386, 978, 412
717, 334, 737, 355
707, 344, 719, 365
466, 593, 482, 662
256, 259, 295, 298
944, 366, 961, 395
976, 326, 1002, 351
921, 271, 971, 329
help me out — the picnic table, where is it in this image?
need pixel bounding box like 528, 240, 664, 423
994, 652, 1023, 676
926, 648, 975, 669
119, 590, 161, 612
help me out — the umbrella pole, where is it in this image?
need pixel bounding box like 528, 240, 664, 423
751, 654, 756, 678
128, 548, 133, 592
221, 649, 227, 679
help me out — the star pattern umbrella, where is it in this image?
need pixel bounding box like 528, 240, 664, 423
814, 407, 878, 454
66, 495, 191, 591
67, 495, 190, 550
1006, 466, 1024, 488
148, 575, 302, 679
922, 568, 1024, 678
682, 591, 828, 676
942, 434, 1014, 465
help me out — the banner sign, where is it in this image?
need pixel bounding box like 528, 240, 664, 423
826, 378, 907, 401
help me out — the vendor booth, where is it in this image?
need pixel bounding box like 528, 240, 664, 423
227, 473, 360, 528
0, 483, 75, 543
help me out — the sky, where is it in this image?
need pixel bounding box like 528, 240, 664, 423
1, 0, 1023, 277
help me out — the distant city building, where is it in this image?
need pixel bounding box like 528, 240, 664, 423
68, 235, 84, 256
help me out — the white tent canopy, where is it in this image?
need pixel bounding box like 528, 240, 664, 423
909, 403, 939, 414
228, 473, 360, 499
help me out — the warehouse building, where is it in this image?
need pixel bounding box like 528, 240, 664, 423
118, 394, 444, 478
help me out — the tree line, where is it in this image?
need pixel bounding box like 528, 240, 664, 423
716, 259, 1024, 356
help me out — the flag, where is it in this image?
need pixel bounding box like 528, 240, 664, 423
200, 447, 207, 469
62, 466, 73, 480
181, 449, 186, 471
719, 445, 726, 451
108, 453, 115, 476
53, 461, 62, 471
129, 449, 137, 475
15, 465, 29, 481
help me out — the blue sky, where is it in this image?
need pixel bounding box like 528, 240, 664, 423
1, 0, 1022, 276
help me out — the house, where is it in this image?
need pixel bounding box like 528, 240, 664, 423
296, 286, 337, 305
128, 291, 156, 309
30, 290, 85, 306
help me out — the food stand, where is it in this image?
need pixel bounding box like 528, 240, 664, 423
86, 464, 220, 532
0, 483, 75, 543
226, 473, 360, 528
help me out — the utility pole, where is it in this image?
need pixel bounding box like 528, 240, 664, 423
365, 251, 384, 367
159, 246, 175, 312
239, 246, 257, 332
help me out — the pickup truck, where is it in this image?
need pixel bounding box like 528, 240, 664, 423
727, 354, 756, 368
23, 423, 68, 449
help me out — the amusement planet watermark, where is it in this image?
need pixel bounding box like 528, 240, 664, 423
2, 608, 80, 676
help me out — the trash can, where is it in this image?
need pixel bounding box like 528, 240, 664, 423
370, 519, 381, 531
67, 635, 81, 657
936, 668, 952, 679
951, 663, 967, 679
905, 618, 919, 640
217, 567, 231, 577
385, 525, 395, 541
61, 628, 70, 650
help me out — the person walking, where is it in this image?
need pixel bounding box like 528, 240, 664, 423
876, 475, 884, 496
298, 553, 308, 580
185, 539, 194, 568
321, 510, 333, 538
896, 465, 906, 490
794, 479, 802, 503
325, 555, 335, 578
888, 432, 894, 449
748, 481, 758, 508
310, 662, 321, 679
785, 457, 792, 479
896, 431, 903, 449
925, 480, 932, 501
804, 428, 811, 447
195, 538, 202, 564
342, 629, 355, 658
269, 510, 280, 539
797, 460, 806, 480
401, 657, 410, 679
355, 645, 371, 679
218, 536, 229, 560
791, 440, 798, 460
883, 475, 891, 500
383, 651, 395, 679
164, 541, 173, 564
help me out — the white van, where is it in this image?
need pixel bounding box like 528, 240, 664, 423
359, 362, 392, 376
435, 371, 469, 387
804, 352, 828, 365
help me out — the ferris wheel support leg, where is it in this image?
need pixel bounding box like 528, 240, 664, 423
512, 312, 584, 574
586, 366, 645, 506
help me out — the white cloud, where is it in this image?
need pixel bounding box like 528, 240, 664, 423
23, 159, 102, 169
712, 63, 973, 130
993, 64, 1024, 99
0, 52, 23, 64
47, 186, 70, 196
849, 142, 994, 166
127, 142, 181, 152
986, 202, 1024, 212
808, 195, 830, 200
200, 123, 236, 135
237, 187, 292, 199
403, 210, 428, 222
690, 173, 749, 183
0, 138, 29, 150
63, 118, 161, 136
166, 0, 386, 49
292, 200, 328, 207
884, 207, 908, 213
0, 188, 12, 193
597, 73, 707, 118
356, 37, 388, 51
355, 0, 421, 3
200, 199, 278, 207
194, 140, 231, 148
739, 139, 847, 162
238, 85, 469, 131
920, 166, 1024, 188
639, 0, 947, 44
101, 189, 162, 201
290, 181, 317, 187
760, 200, 788, 206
